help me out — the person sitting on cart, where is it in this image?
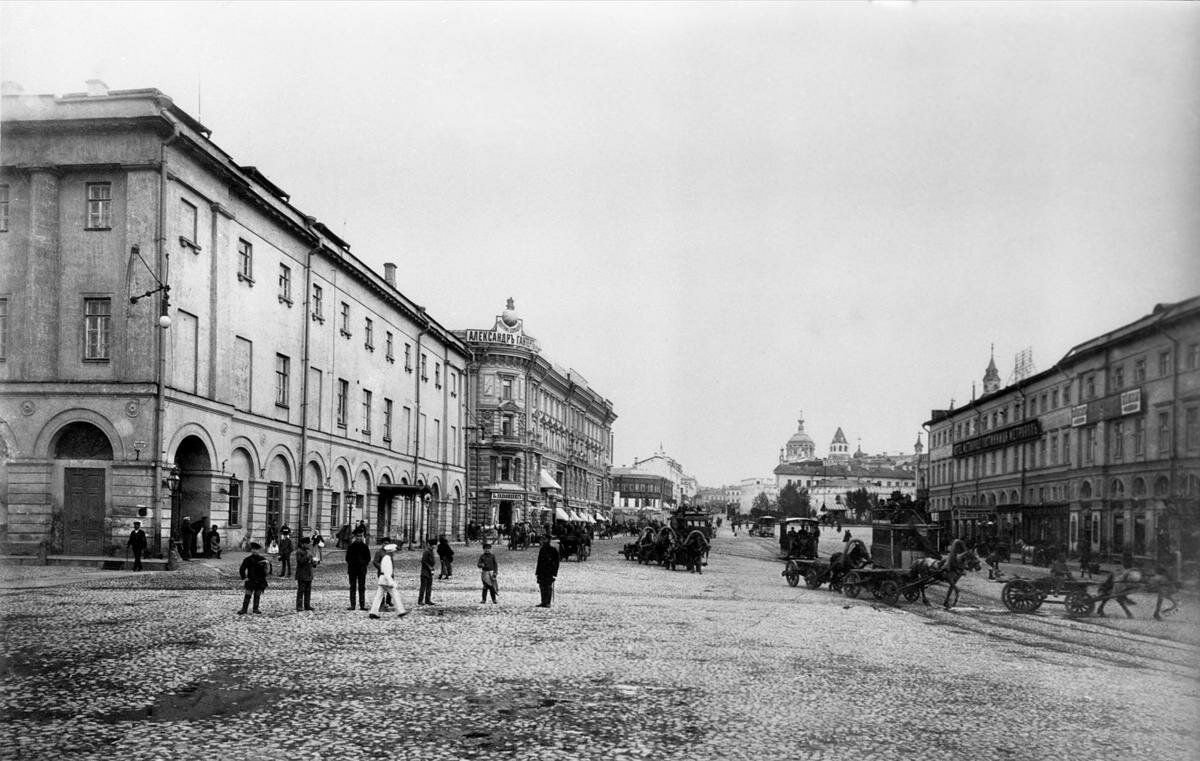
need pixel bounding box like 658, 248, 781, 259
1097, 553, 1140, 619
1049, 547, 1072, 581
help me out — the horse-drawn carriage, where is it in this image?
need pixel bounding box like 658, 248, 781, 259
1001, 568, 1179, 619
558, 531, 591, 562
781, 537, 872, 593
620, 525, 709, 572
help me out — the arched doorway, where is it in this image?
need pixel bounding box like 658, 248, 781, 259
174, 435, 213, 557
54, 422, 113, 554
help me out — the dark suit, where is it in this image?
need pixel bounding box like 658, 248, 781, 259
345, 539, 371, 609
535, 542, 561, 607
127, 528, 147, 570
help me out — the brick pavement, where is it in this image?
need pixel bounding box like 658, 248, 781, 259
1, 532, 1196, 761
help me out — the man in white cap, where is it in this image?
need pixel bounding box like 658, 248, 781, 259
368, 543, 407, 619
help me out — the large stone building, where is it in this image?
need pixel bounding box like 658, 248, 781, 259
611, 447, 698, 520
457, 300, 616, 529
0, 83, 468, 557
772, 415, 916, 518
924, 297, 1200, 567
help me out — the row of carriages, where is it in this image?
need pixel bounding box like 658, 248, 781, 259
620, 512, 713, 574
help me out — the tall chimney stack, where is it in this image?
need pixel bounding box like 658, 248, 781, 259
383, 262, 396, 287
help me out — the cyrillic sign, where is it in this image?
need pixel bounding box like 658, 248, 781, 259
953, 420, 1043, 458
463, 329, 540, 351
1070, 388, 1142, 427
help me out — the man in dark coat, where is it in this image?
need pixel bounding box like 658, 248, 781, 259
535, 534, 561, 608
294, 537, 317, 612
345, 528, 371, 610
437, 535, 455, 579
126, 521, 147, 571
418, 538, 436, 605
277, 529, 294, 577
179, 516, 195, 560
238, 542, 271, 614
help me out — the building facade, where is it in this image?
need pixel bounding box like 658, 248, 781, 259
0, 84, 468, 557
924, 297, 1200, 567
457, 300, 616, 529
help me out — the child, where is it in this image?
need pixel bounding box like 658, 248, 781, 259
238, 542, 271, 614
477, 543, 499, 604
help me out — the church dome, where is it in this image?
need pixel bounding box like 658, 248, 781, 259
782, 415, 816, 463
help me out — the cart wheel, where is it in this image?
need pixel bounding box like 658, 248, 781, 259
1064, 591, 1095, 619
805, 569, 823, 589
1002, 579, 1043, 613
786, 571, 800, 587
877, 579, 900, 605
902, 585, 921, 603
843, 571, 862, 598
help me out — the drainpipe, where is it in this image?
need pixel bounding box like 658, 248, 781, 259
153, 122, 180, 562
411, 309, 429, 549
298, 222, 320, 534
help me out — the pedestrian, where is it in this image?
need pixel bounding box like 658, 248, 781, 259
477, 543, 499, 604
345, 527, 371, 610
437, 534, 454, 579
293, 536, 319, 612
208, 524, 222, 559
238, 542, 271, 615
843, 529, 852, 543
1079, 539, 1094, 579
418, 538, 437, 605
265, 517, 279, 548
335, 523, 351, 550
179, 516, 195, 560
355, 519, 369, 544
278, 528, 294, 577
535, 534, 561, 608
372, 537, 396, 612
368, 543, 407, 619
126, 520, 147, 571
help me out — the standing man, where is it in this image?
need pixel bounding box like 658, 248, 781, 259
345, 527, 370, 611
238, 542, 271, 615
418, 538, 436, 606
277, 528, 294, 577
368, 543, 407, 619
535, 534, 561, 608
294, 536, 318, 612
179, 516, 195, 560
127, 520, 147, 571
477, 543, 499, 604
437, 535, 454, 579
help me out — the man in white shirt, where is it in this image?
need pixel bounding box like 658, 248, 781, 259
368, 544, 407, 619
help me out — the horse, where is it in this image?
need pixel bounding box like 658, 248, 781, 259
908, 545, 982, 609
656, 527, 679, 569
680, 529, 710, 574
826, 538, 872, 590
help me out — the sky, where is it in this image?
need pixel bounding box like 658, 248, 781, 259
3, 1, 1198, 487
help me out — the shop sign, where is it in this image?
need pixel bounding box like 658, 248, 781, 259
953, 419, 1043, 458
1070, 387, 1143, 427
463, 329, 540, 351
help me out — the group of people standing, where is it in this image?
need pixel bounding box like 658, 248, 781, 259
236, 527, 563, 616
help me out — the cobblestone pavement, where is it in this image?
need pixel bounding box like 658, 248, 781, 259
1, 529, 1197, 761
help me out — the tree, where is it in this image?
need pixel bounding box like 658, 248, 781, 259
777, 483, 811, 518
749, 492, 773, 517
843, 488, 877, 523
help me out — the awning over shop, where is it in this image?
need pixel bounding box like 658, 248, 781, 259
594, 514, 608, 521
582, 512, 595, 524
539, 469, 562, 490
555, 507, 571, 521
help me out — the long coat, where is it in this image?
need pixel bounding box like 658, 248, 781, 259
536, 542, 560, 583
294, 546, 316, 582
239, 553, 271, 590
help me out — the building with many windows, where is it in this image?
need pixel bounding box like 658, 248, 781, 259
924, 297, 1200, 567
0, 83, 468, 557
457, 300, 616, 529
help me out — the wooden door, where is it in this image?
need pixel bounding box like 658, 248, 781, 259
64, 468, 106, 555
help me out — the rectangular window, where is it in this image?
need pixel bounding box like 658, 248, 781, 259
434, 419, 441, 460
403, 406, 412, 454
1133, 417, 1145, 457
1051, 389, 1059, 409
275, 353, 290, 407
435, 362, 442, 388
383, 399, 393, 442
330, 492, 341, 531
1050, 435, 1058, 465
450, 370, 458, 397
420, 353, 428, 381
1134, 359, 1146, 383
302, 489, 313, 529
1113, 366, 1124, 390
1083, 427, 1095, 465
1158, 411, 1171, 455
179, 198, 198, 248
364, 318, 374, 350
0, 297, 7, 359
340, 302, 351, 337
0, 184, 9, 231
405, 343, 412, 372
1085, 375, 1096, 399
1111, 420, 1124, 460
237, 239, 254, 282
86, 182, 111, 229
266, 481, 283, 527
336, 378, 349, 428
228, 478, 242, 526
1062, 384, 1070, 405
83, 297, 112, 360
501, 457, 511, 481
362, 389, 372, 435
311, 283, 323, 321
278, 264, 292, 304
1160, 350, 1172, 377
1187, 407, 1200, 451
1061, 431, 1069, 465
502, 376, 513, 400
1188, 344, 1200, 371
386, 332, 394, 362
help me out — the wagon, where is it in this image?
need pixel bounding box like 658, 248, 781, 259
782, 557, 837, 590
841, 567, 907, 605
1000, 575, 1092, 615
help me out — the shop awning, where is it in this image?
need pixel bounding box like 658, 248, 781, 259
555, 507, 571, 521
539, 469, 562, 490
582, 512, 595, 524
594, 513, 608, 521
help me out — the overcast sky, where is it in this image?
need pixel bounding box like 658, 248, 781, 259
3, 1, 1198, 486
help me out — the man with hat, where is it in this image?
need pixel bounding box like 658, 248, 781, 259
294, 536, 318, 612
126, 520, 147, 571
345, 526, 371, 610
368, 543, 407, 618
535, 533, 561, 608
418, 537, 437, 606
238, 542, 271, 615
477, 543, 499, 604
277, 527, 295, 577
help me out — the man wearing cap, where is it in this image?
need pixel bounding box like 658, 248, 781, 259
126, 520, 148, 571
294, 536, 317, 612
368, 543, 407, 618
535, 533, 561, 608
477, 543, 499, 604
238, 542, 271, 615
345, 527, 371, 611
277, 528, 294, 577
418, 537, 437, 605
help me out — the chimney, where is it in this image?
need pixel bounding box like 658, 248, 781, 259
86, 79, 109, 97
1, 81, 23, 96
383, 262, 396, 287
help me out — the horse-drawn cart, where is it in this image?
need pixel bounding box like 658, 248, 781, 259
1002, 570, 1179, 619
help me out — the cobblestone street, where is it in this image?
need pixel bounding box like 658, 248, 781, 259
2, 529, 1197, 761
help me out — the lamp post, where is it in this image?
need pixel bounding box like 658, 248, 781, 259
130, 244, 172, 557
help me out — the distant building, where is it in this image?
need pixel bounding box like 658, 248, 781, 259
925, 297, 1200, 566
457, 300, 616, 529
739, 477, 780, 514
611, 447, 697, 520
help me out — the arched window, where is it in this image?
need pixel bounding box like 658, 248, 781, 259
1080, 481, 1093, 499
53, 422, 113, 460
